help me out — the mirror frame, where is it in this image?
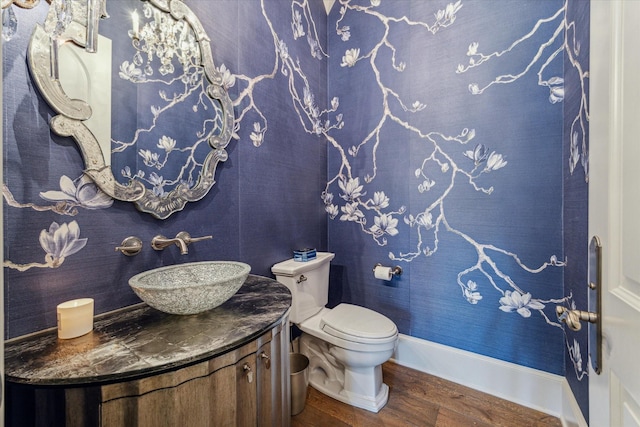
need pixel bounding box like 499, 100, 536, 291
27, 0, 234, 219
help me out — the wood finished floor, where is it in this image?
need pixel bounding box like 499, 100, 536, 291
291, 362, 562, 427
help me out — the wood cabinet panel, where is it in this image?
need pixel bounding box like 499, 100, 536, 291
101, 364, 238, 427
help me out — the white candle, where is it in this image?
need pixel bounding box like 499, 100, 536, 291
57, 298, 94, 339
131, 10, 140, 38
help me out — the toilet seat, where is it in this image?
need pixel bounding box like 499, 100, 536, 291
320, 303, 398, 345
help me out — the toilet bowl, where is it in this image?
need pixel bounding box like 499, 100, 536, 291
271, 253, 398, 413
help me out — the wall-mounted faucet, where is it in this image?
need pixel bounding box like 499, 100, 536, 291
152, 235, 189, 255
151, 232, 212, 255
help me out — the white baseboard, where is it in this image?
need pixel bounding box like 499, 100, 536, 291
390, 334, 588, 427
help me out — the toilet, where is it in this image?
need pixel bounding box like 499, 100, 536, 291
271, 252, 398, 413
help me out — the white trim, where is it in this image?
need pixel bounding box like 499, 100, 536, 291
323, 0, 335, 14
390, 334, 587, 427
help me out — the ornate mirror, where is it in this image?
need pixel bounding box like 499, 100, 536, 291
27, 0, 234, 219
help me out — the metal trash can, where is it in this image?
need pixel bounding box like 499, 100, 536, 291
290, 353, 310, 416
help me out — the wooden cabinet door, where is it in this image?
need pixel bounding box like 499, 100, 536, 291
235, 352, 257, 426
101, 363, 238, 427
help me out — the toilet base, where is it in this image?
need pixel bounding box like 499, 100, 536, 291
309, 371, 389, 413
300, 332, 391, 413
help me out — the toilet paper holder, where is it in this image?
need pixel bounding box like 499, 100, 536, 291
373, 263, 403, 277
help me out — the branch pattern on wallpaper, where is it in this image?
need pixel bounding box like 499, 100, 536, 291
232, 0, 337, 148
231, 0, 587, 379
452, 0, 589, 381
3, 174, 112, 216
326, 0, 571, 323
456, 0, 589, 181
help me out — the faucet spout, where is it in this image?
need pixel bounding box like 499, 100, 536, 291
151, 235, 189, 255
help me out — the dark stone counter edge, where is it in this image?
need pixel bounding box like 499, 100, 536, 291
4, 275, 292, 387
5, 315, 289, 388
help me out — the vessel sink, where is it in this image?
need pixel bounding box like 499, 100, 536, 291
129, 261, 251, 315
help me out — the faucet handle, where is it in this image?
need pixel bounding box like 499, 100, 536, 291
115, 236, 143, 256
176, 231, 213, 245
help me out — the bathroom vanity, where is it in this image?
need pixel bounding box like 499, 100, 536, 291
4, 275, 292, 427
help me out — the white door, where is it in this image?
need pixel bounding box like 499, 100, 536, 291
589, 1, 640, 426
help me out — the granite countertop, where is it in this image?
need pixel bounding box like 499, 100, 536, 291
4, 275, 291, 387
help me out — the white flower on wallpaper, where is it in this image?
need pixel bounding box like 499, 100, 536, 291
250, 122, 265, 147
291, 4, 327, 60
370, 213, 399, 238
4, 220, 87, 271
326, 203, 339, 219
307, 34, 323, 60
486, 151, 508, 171
463, 144, 508, 174
128, 135, 176, 173
463, 280, 483, 304
341, 48, 360, 67
434, 0, 463, 31
40, 175, 113, 210
3, 173, 112, 216
292, 10, 305, 39
548, 77, 565, 104
370, 191, 390, 209
337, 24, 351, 42
568, 337, 587, 381
218, 64, 236, 90
157, 135, 176, 153
339, 176, 365, 201
464, 143, 488, 165
499, 290, 545, 318
148, 172, 166, 196
138, 149, 160, 168
119, 60, 143, 82
340, 202, 364, 222
39, 221, 87, 266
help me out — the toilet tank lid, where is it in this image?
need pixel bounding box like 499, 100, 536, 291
271, 252, 335, 277
320, 303, 398, 340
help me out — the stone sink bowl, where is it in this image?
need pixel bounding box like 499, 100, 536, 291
129, 261, 251, 315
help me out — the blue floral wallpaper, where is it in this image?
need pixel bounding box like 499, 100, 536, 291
563, 0, 590, 420
3, 0, 589, 421
3, 0, 328, 335
324, 0, 589, 420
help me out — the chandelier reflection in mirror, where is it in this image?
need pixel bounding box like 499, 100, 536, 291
128, 4, 200, 78
28, 0, 235, 219
2, 0, 44, 42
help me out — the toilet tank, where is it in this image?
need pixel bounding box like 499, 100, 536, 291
271, 252, 335, 323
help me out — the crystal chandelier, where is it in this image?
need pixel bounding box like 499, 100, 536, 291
2, 0, 42, 41
129, 3, 200, 78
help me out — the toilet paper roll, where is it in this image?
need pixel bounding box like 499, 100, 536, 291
374, 265, 393, 281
